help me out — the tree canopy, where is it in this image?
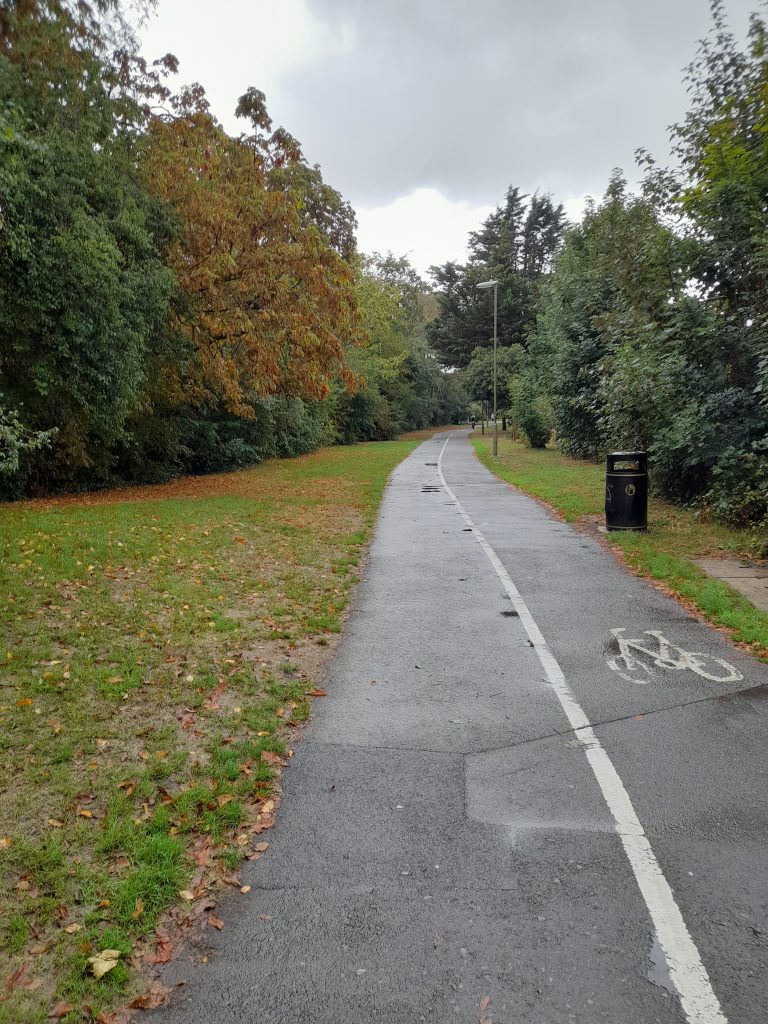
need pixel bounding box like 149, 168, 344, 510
0, 0, 460, 495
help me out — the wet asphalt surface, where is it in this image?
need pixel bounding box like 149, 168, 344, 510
151, 430, 768, 1023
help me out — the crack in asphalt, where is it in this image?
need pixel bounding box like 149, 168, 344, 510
300, 683, 764, 761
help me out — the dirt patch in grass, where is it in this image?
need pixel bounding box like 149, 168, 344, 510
472, 435, 768, 664
0, 439, 418, 1023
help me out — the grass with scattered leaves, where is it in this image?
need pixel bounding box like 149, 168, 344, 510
0, 440, 419, 1023
472, 434, 768, 662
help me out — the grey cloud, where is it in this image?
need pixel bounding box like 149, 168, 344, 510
267, 0, 757, 207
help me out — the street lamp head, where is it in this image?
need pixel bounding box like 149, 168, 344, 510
477, 279, 498, 290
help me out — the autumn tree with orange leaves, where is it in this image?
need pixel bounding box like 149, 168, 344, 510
0, 1, 459, 495
144, 85, 363, 418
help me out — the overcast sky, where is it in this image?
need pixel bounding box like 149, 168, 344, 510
140, 0, 757, 275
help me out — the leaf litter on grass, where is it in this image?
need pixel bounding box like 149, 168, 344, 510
0, 440, 418, 1021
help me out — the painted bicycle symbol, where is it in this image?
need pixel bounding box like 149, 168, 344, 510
606, 628, 743, 685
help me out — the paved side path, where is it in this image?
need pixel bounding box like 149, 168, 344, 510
153, 431, 768, 1024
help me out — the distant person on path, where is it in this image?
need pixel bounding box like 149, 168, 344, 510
470, 416, 476, 430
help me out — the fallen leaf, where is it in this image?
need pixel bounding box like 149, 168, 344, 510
63, 923, 81, 934
144, 938, 173, 965
98, 899, 111, 909
0, 836, 12, 848
179, 890, 195, 901
96, 1009, 133, 1024
309, 688, 327, 697
87, 948, 121, 980
217, 794, 233, 807
79, 808, 93, 818
480, 995, 490, 1013
48, 1002, 74, 1018
208, 913, 224, 930
204, 680, 228, 709
261, 751, 282, 766
16, 698, 33, 707
30, 942, 50, 955
131, 897, 144, 920
47, 819, 64, 829
253, 841, 269, 853
5, 960, 29, 992
240, 885, 251, 894
128, 981, 171, 1010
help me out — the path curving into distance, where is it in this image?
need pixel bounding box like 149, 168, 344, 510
152, 429, 768, 1024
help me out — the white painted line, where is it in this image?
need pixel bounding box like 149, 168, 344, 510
437, 437, 727, 1024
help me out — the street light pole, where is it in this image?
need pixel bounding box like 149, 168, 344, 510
477, 279, 499, 456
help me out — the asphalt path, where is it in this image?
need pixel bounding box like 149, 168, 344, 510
152, 429, 768, 1024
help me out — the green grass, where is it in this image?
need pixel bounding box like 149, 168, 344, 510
0, 439, 419, 1022
472, 435, 768, 661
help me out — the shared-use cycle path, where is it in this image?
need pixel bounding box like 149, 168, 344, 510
152, 429, 768, 1024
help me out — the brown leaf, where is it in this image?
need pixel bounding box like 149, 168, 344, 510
309, 688, 327, 697
63, 923, 81, 934
48, 1002, 74, 1019
144, 938, 173, 965
208, 913, 224, 931
128, 981, 172, 1010
191, 839, 215, 867
16, 698, 34, 707
5, 960, 29, 992
260, 751, 282, 766
217, 793, 233, 807
131, 897, 145, 920
96, 1009, 133, 1024
480, 995, 490, 1013
204, 680, 228, 709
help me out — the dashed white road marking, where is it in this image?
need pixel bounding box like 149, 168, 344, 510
437, 437, 728, 1024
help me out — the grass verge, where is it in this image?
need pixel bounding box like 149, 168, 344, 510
0, 439, 419, 1022
472, 434, 768, 662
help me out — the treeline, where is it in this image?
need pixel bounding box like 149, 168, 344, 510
0, 1, 462, 498
429, 2, 768, 545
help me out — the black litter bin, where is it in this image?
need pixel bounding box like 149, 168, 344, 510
605, 451, 648, 531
